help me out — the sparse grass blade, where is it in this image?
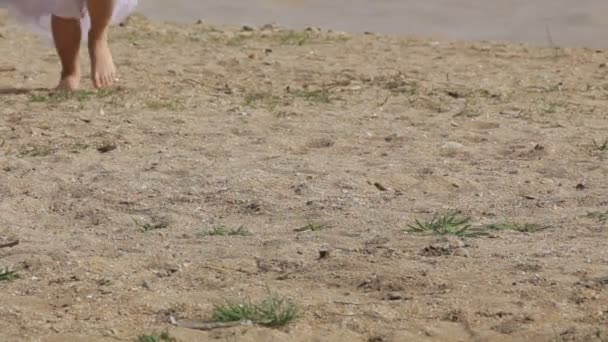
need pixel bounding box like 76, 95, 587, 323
291, 88, 334, 104
30, 89, 123, 104
485, 221, 550, 233
136, 331, 175, 342
276, 30, 311, 45
0, 268, 20, 282
133, 218, 168, 232
294, 222, 331, 232
585, 211, 608, 223
244, 92, 283, 109
200, 226, 252, 237
593, 139, 608, 152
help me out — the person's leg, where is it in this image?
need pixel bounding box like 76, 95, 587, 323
51, 15, 82, 90
86, 0, 116, 88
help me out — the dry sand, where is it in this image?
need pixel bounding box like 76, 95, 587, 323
1, 13, 608, 342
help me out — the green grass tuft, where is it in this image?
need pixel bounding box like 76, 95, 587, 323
19, 145, 54, 157
212, 295, 300, 327
407, 211, 487, 237
136, 331, 175, 342
0, 268, 20, 282
145, 100, 179, 111
244, 92, 284, 109
200, 226, 252, 237
291, 88, 334, 104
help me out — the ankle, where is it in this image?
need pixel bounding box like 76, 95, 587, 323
88, 29, 108, 44
61, 68, 80, 78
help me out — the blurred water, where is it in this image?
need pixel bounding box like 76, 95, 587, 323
138, 0, 608, 48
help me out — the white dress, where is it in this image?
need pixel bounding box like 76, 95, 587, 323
0, 0, 137, 39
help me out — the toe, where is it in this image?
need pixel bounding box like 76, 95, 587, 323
94, 74, 103, 89
104, 75, 112, 88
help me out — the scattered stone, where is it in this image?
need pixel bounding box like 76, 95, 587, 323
305, 26, 322, 33
462, 121, 500, 130
440, 141, 468, 157
383, 293, 404, 301
576, 276, 608, 290
373, 182, 388, 191
452, 248, 470, 258
438, 236, 466, 249
422, 237, 469, 257
0, 239, 19, 249
308, 138, 335, 148
260, 23, 280, 31
384, 133, 398, 142
97, 143, 117, 153
319, 244, 331, 259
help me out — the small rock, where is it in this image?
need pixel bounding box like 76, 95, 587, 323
319, 244, 330, 259
440, 141, 468, 157
384, 134, 398, 142
97, 143, 117, 153
421, 245, 451, 257
383, 293, 403, 301
261, 23, 280, 31
438, 236, 465, 249
102, 329, 117, 337
452, 248, 470, 257
359, 279, 372, 287
373, 182, 388, 191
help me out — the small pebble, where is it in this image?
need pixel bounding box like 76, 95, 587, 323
384, 293, 403, 301
319, 244, 330, 259
452, 248, 470, 257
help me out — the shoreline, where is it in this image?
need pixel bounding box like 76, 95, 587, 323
136, 0, 608, 49
132, 11, 608, 50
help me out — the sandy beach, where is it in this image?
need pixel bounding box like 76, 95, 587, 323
1, 10, 608, 342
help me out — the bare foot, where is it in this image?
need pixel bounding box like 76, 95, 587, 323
56, 73, 81, 91
88, 38, 116, 88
